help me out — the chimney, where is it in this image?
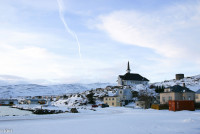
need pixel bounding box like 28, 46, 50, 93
176, 74, 184, 80
183, 83, 185, 87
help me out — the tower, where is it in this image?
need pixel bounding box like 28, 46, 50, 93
126, 61, 131, 73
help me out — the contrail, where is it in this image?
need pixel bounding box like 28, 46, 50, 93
57, 0, 82, 59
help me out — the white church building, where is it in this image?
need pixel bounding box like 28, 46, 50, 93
118, 61, 149, 86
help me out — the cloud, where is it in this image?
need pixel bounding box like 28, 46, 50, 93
0, 34, 117, 83
57, 0, 82, 59
95, 1, 200, 62
0, 44, 63, 78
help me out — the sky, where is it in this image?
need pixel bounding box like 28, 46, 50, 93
0, 0, 200, 84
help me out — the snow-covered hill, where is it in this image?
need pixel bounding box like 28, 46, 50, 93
0, 83, 115, 98
151, 74, 200, 92
0, 75, 115, 98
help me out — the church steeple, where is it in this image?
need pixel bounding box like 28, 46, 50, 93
126, 61, 131, 73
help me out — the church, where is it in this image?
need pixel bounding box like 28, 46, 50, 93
118, 62, 149, 86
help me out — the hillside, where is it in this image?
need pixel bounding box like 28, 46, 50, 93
151, 74, 200, 92
0, 83, 115, 98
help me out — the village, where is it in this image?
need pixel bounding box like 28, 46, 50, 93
0, 61, 200, 115
1, 0, 200, 133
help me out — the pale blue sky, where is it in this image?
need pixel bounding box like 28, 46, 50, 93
0, 0, 199, 84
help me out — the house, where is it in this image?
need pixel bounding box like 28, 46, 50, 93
115, 87, 133, 105
24, 99, 47, 104
103, 96, 121, 107
0, 99, 18, 106
104, 87, 133, 107
195, 89, 200, 103
118, 61, 149, 86
35, 96, 43, 99
160, 84, 195, 104
135, 101, 146, 109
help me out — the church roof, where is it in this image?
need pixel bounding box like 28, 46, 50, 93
119, 73, 149, 81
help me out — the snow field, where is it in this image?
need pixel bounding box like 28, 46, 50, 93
0, 107, 200, 134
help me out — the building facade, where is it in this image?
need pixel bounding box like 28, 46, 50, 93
196, 89, 200, 103
103, 97, 121, 107
160, 85, 195, 104
104, 87, 133, 107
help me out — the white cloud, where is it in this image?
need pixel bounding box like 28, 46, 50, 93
95, 2, 200, 61
0, 40, 117, 83
0, 44, 62, 78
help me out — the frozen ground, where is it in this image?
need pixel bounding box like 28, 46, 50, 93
0, 107, 200, 134
0, 106, 32, 116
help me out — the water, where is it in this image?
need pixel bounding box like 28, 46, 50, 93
0, 106, 32, 116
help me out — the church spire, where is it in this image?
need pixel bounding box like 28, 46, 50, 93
126, 61, 131, 73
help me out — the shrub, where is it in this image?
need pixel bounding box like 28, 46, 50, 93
70, 108, 78, 113
195, 103, 200, 109
86, 92, 95, 104
132, 91, 139, 98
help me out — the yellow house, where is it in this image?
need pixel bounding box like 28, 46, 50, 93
103, 96, 122, 107
160, 85, 195, 104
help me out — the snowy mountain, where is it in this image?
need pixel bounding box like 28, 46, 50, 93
0, 75, 115, 98
0, 75, 30, 85
151, 74, 200, 92
0, 83, 115, 98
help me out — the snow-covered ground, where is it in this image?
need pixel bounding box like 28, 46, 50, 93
0, 107, 200, 134
0, 106, 32, 116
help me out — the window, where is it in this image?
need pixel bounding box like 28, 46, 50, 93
120, 91, 122, 94
112, 102, 114, 106
112, 98, 114, 100
105, 98, 107, 100
162, 97, 165, 102
196, 95, 199, 99
183, 96, 185, 100
109, 98, 111, 100
188, 96, 191, 100
168, 96, 172, 100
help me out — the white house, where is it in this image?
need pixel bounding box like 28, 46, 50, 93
118, 62, 149, 86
